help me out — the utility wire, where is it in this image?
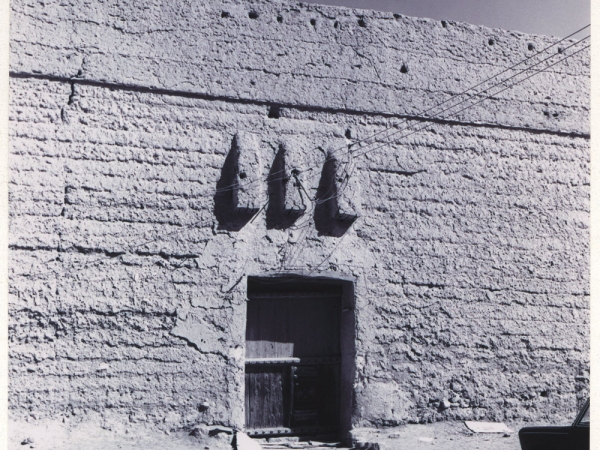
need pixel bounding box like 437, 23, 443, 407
215, 24, 590, 196
280, 33, 591, 191
351, 40, 590, 162
319, 34, 591, 202
15, 26, 591, 281
331, 25, 590, 157
232, 31, 590, 197
240, 35, 591, 275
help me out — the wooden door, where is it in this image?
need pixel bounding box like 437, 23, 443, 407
245, 290, 341, 436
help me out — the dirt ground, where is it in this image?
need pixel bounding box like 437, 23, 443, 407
10, 419, 562, 450
262, 422, 529, 450
347, 421, 525, 450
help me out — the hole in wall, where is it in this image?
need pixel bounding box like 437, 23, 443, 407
221, 11, 230, 18
558, 46, 564, 53
310, 18, 316, 27
488, 38, 495, 46
249, 11, 259, 19
277, 15, 283, 23
357, 18, 366, 27
197, 403, 209, 412
528, 43, 535, 51
393, 13, 401, 19
441, 20, 448, 28
345, 129, 352, 139
334, 21, 340, 29
400, 64, 408, 74
268, 105, 281, 119
239, 172, 247, 179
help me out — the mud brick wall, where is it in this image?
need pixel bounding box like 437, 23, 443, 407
9, 0, 589, 432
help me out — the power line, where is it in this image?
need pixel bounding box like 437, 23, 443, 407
13, 26, 591, 281
351, 40, 590, 162
315, 33, 590, 205
217, 24, 591, 196
234, 35, 590, 273
324, 26, 590, 167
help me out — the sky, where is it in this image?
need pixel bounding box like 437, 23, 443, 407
300, 0, 591, 37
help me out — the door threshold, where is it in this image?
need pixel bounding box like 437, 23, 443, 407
247, 427, 338, 437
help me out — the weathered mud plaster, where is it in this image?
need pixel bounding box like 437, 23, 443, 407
9, 0, 589, 438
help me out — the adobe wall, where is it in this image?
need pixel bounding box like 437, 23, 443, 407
9, 0, 589, 433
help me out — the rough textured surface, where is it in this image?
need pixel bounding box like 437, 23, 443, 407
8, 420, 234, 450
10, 419, 547, 450
9, 0, 589, 438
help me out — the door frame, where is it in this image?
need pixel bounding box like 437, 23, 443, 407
244, 275, 356, 441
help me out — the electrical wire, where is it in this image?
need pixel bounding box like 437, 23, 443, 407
326, 35, 591, 200
215, 25, 590, 196
13, 26, 591, 282
246, 35, 591, 274
352, 40, 590, 162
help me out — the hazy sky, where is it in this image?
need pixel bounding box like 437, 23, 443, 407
300, 0, 590, 37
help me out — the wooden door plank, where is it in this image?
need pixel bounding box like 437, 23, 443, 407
245, 371, 251, 427
245, 288, 343, 434
245, 367, 288, 430
246, 297, 341, 359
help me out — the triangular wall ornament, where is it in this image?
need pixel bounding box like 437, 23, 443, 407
281, 140, 308, 215
233, 132, 264, 215
314, 143, 360, 237
214, 132, 265, 231
266, 140, 308, 229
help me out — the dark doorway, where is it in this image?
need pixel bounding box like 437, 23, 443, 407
245, 277, 354, 439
